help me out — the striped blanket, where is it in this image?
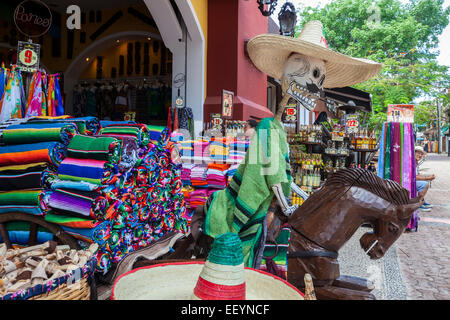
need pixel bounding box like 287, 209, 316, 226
57, 157, 118, 185
0, 162, 57, 191
0, 141, 66, 167
67, 135, 122, 164
1, 123, 78, 145
60, 221, 112, 244
27, 116, 101, 135
260, 224, 291, 280
0, 221, 53, 246
100, 123, 150, 147
47, 188, 110, 220
0, 189, 49, 216
147, 125, 169, 147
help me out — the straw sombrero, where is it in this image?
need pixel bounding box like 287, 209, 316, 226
112, 233, 304, 300
247, 20, 382, 88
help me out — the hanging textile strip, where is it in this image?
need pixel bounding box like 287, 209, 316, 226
0, 69, 24, 121
100, 123, 150, 147
53, 74, 65, 116
377, 122, 386, 178
384, 124, 391, 180
47, 188, 109, 220
402, 123, 411, 192
391, 122, 402, 184
66, 135, 122, 164
1, 122, 78, 145
400, 123, 404, 186
408, 122, 419, 231
57, 157, 118, 185
0, 162, 57, 191
0, 141, 67, 168
24, 71, 45, 117
0, 189, 50, 216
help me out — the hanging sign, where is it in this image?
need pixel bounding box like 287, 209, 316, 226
175, 96, 184, 109
387, 104, 414, 123
222, 90, 234, 119
17, 41, 41, 72
345, 114, 360, 134
210, 113, 223, 129
284, 103, 297, 122
14, 0, 52, 38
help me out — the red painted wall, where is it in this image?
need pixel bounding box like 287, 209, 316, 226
204, 0, 273, 124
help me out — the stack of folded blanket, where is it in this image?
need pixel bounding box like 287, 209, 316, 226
209, 137, 230, 161
0, 122, 75, 220
228, 139, 249, 161
193, 140, 210, 158
190, 164, 208, 188
178, 140, 194, 157
206, 163, 230, 189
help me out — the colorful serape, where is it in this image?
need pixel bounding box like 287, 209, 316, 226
0, 221, 53, 246
47, 188, 109, 220
1, 123, 78, 145
100, 123, 150, 147
60, 220, 112, 244
147, 125, 169, 147
0, 189, 49, 216
66, 135, 122, 164
27, 116, 101, 135
0, 162, 56, 191
57, 157, 118, 185
260, 224, 291, 280
0, 141, 66, 167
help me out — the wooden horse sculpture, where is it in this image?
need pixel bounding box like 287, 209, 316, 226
133, 168, 421, 300
285, 168, 421, 299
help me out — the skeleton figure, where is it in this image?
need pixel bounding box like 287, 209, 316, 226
272, 53, 327, 216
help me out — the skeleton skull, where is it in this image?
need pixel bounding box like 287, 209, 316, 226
282, 53, 326, 93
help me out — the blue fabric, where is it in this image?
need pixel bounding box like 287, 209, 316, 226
377, 122, 386, 178
58, 161, 106, 181
0, 205, 44, 215
0, 230, 53, 245
50, 179, 100, 191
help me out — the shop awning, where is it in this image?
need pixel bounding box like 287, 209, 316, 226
323, 87, 372, 113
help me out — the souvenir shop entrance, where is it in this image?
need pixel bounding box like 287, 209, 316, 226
0, 0, 206, 135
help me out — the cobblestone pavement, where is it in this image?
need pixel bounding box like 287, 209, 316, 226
396, 153, 450, 300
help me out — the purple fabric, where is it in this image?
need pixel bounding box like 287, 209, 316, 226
48, 191, 96, 219
391, 122, 402, 184
402, 123, 411, 191
408, 122, 419, 230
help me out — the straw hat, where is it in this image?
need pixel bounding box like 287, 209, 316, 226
247, 20, 382, 88
415, 146, 427, 155
112, 233, 304, 300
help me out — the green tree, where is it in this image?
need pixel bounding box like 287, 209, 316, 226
296, 0, 450, 131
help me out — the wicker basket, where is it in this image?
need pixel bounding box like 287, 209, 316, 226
0, 257, 96, 301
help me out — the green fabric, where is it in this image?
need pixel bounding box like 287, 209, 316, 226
100, 126, 150, 146
67, 135, 122, 163
0, 189, 42, 205
6, 221, 49, 233
384, 124, 391, 180
207, 233, 244, 266
203, 117, 292, 268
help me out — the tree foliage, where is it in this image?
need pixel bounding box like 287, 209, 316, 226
296, 0, 450, 131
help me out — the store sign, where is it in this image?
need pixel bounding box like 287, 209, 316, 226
17, 41, 40, 72
345, 114, 360, 134
387, 104, 414, 123
14, 0, 52, 38
284, 104, 297, 122
175, 96, 184, 109
286, 81, 317, 111
222, 90, 234, 119
124, 112, 136, 122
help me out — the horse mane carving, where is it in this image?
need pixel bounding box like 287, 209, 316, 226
323, 168, 412, 206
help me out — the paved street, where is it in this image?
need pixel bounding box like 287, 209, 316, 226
396, 154, 450, 300
339, 154, 450, 300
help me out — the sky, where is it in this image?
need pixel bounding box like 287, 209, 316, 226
272, 0, 450, 67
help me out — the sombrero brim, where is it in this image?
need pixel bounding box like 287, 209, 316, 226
247, 34, 382, 89
111, 262, 305, 300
